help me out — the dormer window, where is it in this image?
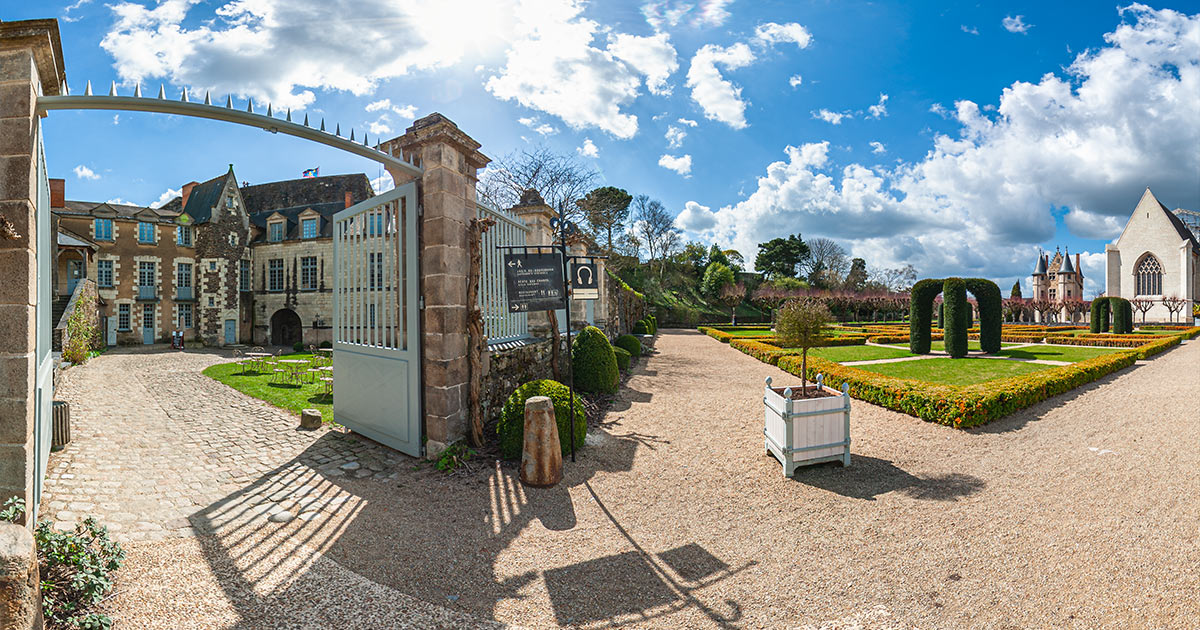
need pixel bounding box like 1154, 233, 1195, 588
302, 218, 318, 239
138, 222, 155, 244
268, 222, 284, 242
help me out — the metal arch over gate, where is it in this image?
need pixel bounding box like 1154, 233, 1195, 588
332, 183, 422, 457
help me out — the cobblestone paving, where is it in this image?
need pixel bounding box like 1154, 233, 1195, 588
42, 346, 409, 543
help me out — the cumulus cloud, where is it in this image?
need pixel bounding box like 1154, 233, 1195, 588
869, 141, 886, 154
367, 117, 393, 135
868, 93, 889, 118
100, 0, 517, 109
665, 125, 687, 148
74, 165, 99, 180
812, 109, 847, 124
752, 22, 812, 49
150, 187, 181, 209
961, 25, 979, 35
658, 153, 693, 176
1003, 15, 1033, 34
518, 116, 558, 136
577, 138, 599, 158
112, 114, 120, 125
677, 117, 698, 127
371, 171, 395, 194
607, 32, 679, 95
789, 74, 803, 88
642, 0, 734, 30
675, 200, 715, 231
686, 42, 755, 129
365, 98, 418, 119
676, 6, 1200, 290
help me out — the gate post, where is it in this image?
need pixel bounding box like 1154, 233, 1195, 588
0, 20, 65, 519
379, 114, 489, 458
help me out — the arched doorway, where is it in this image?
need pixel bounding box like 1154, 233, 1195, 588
270, 308, 302, 346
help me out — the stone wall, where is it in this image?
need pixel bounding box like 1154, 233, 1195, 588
55, 279, 99, 356
479, 337, 568, 426
193, 173, 249, 345
248, 238, 333, 346
0, 522, 41, 630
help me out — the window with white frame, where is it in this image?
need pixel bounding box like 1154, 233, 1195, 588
177, 263, 192, 289
94, 218, 113, 240
138, 222, 155, 243
97, 260, 113, 287
176, 225, 192, 246
268, 222, 284, 242
178, 303, 193, 328
302, 218, 318, 239
268, 259, 284, 292
117, 303, 130, 330
300, 256, 317, 290
369, 252, 383, 289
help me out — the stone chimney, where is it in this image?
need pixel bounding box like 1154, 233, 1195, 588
1075, 253, 1082, 277
345, 190, 352, 209
49, 178, 64, 208
180, 181, 199, 209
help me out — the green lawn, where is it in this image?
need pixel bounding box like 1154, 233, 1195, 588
997, 345, 1123, 362
202, 353, 333, 421
882, 340, 1017, 352
855, 357, 1053, 386
809, 345, 916, 362
718, 328, 776, 337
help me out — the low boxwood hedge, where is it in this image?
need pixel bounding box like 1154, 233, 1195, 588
1045, 335, 1181, 349
497, 379, 586, 459
613, 346, 631, 371
614, 334, 642, 357
776, 351, 1139, 428
698, 326, 733, 342
730, 339, 793, 365
633, 320, 650, 335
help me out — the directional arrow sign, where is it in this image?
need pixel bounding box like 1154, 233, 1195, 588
570, 260, 599, 300
503, 252, 565, 312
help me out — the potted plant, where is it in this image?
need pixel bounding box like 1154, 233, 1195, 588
763, 298, 851, 475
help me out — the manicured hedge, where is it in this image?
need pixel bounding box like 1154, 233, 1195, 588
730, 339, 792, 365
1045, 335, 1182, 350
634, 320, 650, 335
870, 333, 944, 344
698, 326, 733, 342
909, 278, 944, 354
1089, 299, 1110, 333
613, 346, 631, 371
964, 278, 1002, 353
498, 379, 586, 459
942, 277, 969, 358
571, 326, 618, 394
1140, 326, 1200, 339
775, 335, 867, 348
614, 334, 642, 357
776, 351, 1139, 428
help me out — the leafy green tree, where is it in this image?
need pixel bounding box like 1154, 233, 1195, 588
806, 260, 828, 289
678, 241, 708, 276
776, 298, 832, 397
701, 262, 735, 298
1010, 281, 1022, 299
843, 257, 868, 292
754, 234, 810, 279
707, 244, 731, 270
577, 186, 633, 254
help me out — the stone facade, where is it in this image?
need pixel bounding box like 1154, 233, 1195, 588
1106, 188, 1200, 322
248, 238, 334, 347
1029, 247, 1086, 323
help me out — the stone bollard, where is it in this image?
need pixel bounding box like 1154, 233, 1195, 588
0, 523, 42, 630
299, 408, 322, 430
520, 396, 562, 488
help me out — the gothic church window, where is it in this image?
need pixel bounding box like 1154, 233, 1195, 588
1135, 255, 1163, 296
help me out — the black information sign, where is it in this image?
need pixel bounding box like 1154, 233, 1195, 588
570, 260, 599, 300
504, 252, 566, 312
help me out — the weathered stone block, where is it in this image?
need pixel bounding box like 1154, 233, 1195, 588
0, 398, 32, 446
0, 156, 33, 208
299, 408, 322, 430
0, 249, 34, 305
0, 522, 40, 630
422, 215, 469, 250
0, 355, 32, 399
421, 244, 469, 276
422, 274, 467, 307
423, 332, 467, 361
0, 117, 33, 158
520, 396, 562, 488
0, 305, 33, 353
0, 82, 35, 122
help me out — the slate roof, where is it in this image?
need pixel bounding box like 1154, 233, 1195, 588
1059, 250, 1074, 273
181, 172, 230, 223
1158, 199, 1200, 253
58, 200, 179, 222
249, 201, 345, 242
240, 174, 374, 215
1032, 252, 1047, 275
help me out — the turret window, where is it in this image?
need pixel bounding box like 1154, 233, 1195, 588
1135, 255, 1163, 296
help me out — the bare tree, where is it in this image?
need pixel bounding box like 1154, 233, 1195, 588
478, 146, 598, 223
806, 238, 849, 283
1130, 297, 1155, 324
633, 195, 679, 276
1162, 295, 1188, 323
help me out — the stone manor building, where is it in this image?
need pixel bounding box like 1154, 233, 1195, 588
1105, 188, 1200, 322
52, 169, 374, 347
1029, 247, 1085, 322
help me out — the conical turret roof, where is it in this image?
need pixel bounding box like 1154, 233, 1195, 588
1059, 249, 1074, 273
1032, 251, 1047, 275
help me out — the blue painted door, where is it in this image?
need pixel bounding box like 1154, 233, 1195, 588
66, 259, 82, 294
225, 319, 236, 344
142, 304, 155, 344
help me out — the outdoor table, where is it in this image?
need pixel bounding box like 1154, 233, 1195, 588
278, 359, 309, 383
244, 352, 270, 372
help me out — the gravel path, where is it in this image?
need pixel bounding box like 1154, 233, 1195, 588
46, 333, 1198, 628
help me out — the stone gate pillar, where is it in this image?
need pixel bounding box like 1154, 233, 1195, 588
378, 114, 489, 458
0, 19, 65, 519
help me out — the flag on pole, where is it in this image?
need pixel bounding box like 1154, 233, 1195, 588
301, 167, 319, 178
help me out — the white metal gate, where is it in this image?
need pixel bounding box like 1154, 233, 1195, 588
31, 121, 54, 521
332, 183, 422, 457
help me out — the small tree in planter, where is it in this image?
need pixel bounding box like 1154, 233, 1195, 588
775, 298, 832, 397
718, 282, 746, 324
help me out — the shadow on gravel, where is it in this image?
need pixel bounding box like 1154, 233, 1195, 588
793, 455, 985, 501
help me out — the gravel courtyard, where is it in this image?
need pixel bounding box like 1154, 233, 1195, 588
43, 332, 1199, 629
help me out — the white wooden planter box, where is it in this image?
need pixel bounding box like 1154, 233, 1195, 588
763, 375, 851, 476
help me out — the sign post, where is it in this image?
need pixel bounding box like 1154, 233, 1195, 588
570, 259, 599, 300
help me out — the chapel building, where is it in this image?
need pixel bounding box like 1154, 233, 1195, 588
1105, 189, 1199, 322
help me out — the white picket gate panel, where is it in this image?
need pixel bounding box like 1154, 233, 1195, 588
333, 182, 422, 457
478, 203, 530, 346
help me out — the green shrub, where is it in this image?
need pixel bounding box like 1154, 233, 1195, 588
701, 262, 734, 298
633, 320, 650, 335
942, 277, 969, 358
571, 326, 619, 394
613, 346, 631, 371
646, 317, 657, 334
62, 300, 98, 365
1111, 297, 1133, 334
964, 278, 1002, 353
1090, 299, 1110, 333
292, 341, 305, 352
909, 278, 943, 354
497, 380, 586, 459
319, 340, 332, 349
614, 334, 642, 357
649, 314, 658, 331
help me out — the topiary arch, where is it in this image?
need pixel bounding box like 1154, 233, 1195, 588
1089, 296, 1133, 334
909, 277, 1002, 358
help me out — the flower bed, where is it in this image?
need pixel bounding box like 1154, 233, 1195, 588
1045, 334, 1184, 353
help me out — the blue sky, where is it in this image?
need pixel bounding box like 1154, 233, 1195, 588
7, 1, 1199, 297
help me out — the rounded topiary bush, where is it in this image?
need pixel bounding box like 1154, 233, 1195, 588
292, 341, 305, 352
613, 346, 631, 372
319, 340, 333, 349
632, 320, 649, 335
498, 380, 586, 460
614, 334, 642, 358
648, 315, 658, 332
572, 326, 619, 394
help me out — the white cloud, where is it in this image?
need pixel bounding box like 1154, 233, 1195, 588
105, 198, 133, 205
658, 153, 693, 176
607, 32, 679, 95
868, 93, 889, 118
869, 141, 886, 154
961, 25, 979, 35
112, 114, 120, 125
929, 103, 950, 118
74, 165, 99, 180
677, 117, 698, 127
150, 187, 181, 209
366, 99, 392, 112
789, 74, 803, 88
61, 0, 92, 22
577, 138, 599, 158
100, 0, 518, 110
686, 42, 755, 129
675, 200, 715, 231
665, 125, 687, 149
367, 117, 393, 135
486, 1, 682, 139
518, 116, 558, 136
752, 22, 813, 49
642, 0, 734, 30
366, 98, 417, 119
371, 172, 395, 194
812, 109, 847, 124
1003, 15, 1033, 34
676, 6, 1200, 288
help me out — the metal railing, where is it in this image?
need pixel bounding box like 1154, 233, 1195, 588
176, 286, 193, 300
478, 203, 530, 346
138, 285, 156, 300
